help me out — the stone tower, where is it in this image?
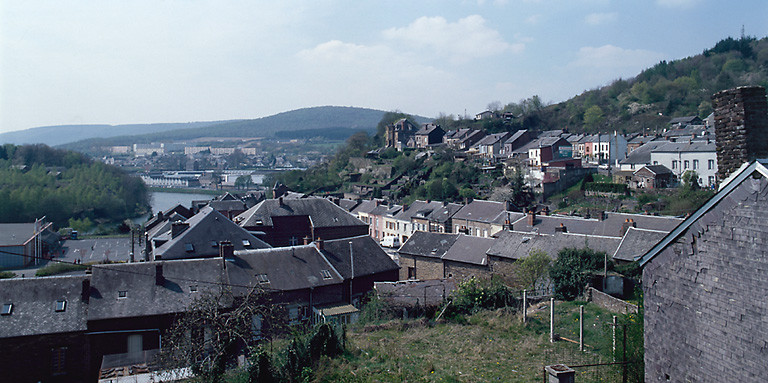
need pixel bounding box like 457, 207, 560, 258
711, 86, 768, 181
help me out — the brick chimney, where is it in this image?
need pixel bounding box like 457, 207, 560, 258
171, 221, 189, 239
543, 206, 550, 216
278, 196, 285, 206
527, 210, 536, 226
620, 219, 637, 236
314, 238, 324, 251
555, 223, 567, 233
712, 86, 768, 181
303, 236, 311, 245
219, 240, 234, 259
155, 263, 164, 286
598, 211, 607, 221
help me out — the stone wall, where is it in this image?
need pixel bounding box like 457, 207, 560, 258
643, 175, 768, 381
712, 86, 768, 180
444, 260, 490, 281
586, 287, 637, 314
398, 253, 444, 280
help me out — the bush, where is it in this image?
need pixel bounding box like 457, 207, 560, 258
35, 262, 87, 277
446, 277, 517, 318
0, 271, 15, 279
550, 247, 609, 300
584, 182, 628, 194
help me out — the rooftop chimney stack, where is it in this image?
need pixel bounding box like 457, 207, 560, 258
555, 223, 567, 233
314, 238, 324, 251
527, 209, 536, 226
620, 219, 637, 236
155, 263, 164, 286
712, 86, 768, 181
219, 240, 234, 259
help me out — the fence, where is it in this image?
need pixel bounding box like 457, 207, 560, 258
534, 299, 642, 383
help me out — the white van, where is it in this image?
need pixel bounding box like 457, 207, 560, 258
380, 236, 401, 248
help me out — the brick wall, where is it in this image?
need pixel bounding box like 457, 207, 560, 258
398, 254, 444, 280
444, 260, 490, 281
712, 86, 768, 180
643, 175, 768, 381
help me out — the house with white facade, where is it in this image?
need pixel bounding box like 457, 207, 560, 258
650, 140, 717, 188
578, 133, 628, 165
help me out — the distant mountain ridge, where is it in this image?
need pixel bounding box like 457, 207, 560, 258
1, 106, 432, 149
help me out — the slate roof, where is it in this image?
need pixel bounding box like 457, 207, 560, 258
426, 202, 464, 223
474, 132, 509, 147
87, 258, 228, 321
620, 140, 672, 165
510, 212, 682, 238
0, 223, 37, 246
398, 231, 459, 259
669, 116, 701, 125
229, 245, 343, 295
452, 200, 510, 223
442, 235, 493, 266
635, 165, 672, 176
639, 160, 768, 266
487, 231, 621, 261
0, 275, 90, 338
209, 199, 247, 212
350, 199, 379, 215
236, 198, 366, 228
612, 227, 668, 262
416, 124, 442, 135
320, 235, 400, 278
653, 141, 715, 153
394, 200, 444, 222
154, 206, 270, 260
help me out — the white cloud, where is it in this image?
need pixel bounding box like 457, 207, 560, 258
655, 0, 701, 9
382, 15, 519, 64
525, 14, 542, 24
571, 45, 665, 70
584, 12, 617, 26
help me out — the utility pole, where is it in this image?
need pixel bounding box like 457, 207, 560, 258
349, 241, 354, 305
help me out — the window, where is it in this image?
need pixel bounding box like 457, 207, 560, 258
684, 160, 689, 169
708, 176, 715, 186
672, 160, 677, 170
51, 347, 67, 375
184, 243, 194, 252
408, 267, 416, 279
708, 159, 715, 170
190, 285, 198, 293
256, 273, 269, 283
55, 300, 66, 312
118, 290, 127, 299
320, 270, 332, 280
653, 161, 658, 165
1, 303, 12, 315
242, 239, 251, 247
693, 159, 699, 170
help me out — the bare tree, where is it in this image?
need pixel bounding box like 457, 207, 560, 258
157, 286, 276, 382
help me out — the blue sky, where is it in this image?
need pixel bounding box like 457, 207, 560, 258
1, 0, 767, 134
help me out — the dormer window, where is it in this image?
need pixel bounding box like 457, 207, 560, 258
320, 270, 332, 280
242, 240, 251, 247
185, 243, 194, 252
118, 291, 127, 299
55, 300, 66, 312
1, 303, 12, 315
211, 241, 219, 248
190, 285, 198, 293
255, 219, 263, 225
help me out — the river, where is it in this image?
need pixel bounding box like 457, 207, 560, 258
132, 191, 218, 223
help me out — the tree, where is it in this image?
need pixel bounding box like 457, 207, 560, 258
515, 249, 552, 291
158, 287, 274, 383
550, 247, 608, 300
583, 105, 605, 131
235, 175, 254, 190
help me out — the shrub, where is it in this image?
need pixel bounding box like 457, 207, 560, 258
35, 262, 87, 277
0, 271, 15, 279
550, 247, 609, 300
447, 277, 517, 318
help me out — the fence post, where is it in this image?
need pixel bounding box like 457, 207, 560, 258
550, 298, 555, 343
523, 289, 527, 323
579, 305, 584, 351
623, 323, 628, 383
612, 315, 618, 362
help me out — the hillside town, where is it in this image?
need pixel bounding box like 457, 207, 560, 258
1, 86, 767, 382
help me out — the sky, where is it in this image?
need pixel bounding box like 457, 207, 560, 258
1, 0, 767, 134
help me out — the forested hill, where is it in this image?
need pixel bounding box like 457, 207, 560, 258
0, 144, 150, 228
57, 106, 430, 152
532, 36, 768, 134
